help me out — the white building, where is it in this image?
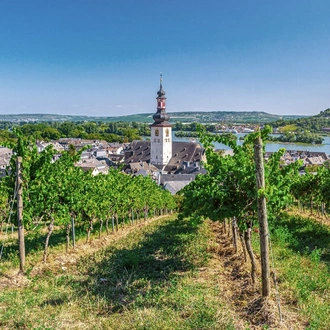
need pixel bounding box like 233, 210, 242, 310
150, 74, 172, 166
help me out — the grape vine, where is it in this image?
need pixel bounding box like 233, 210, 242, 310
0, 130, 176, 264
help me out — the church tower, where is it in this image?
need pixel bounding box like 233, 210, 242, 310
150, 74, 172, 166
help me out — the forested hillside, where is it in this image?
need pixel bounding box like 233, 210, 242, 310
270, 108, 330, 132
0, 121, 149, 143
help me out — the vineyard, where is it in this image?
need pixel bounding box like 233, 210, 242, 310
0, 131, 176, 268
1, 127, 330, 329
178, 126, 330, 328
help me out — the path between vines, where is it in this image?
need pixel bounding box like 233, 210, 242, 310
2, 215, 309, 329
205, 221, 308, 330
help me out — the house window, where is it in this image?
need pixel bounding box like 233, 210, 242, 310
155, 129, 159, 136
166, 128, 169, 137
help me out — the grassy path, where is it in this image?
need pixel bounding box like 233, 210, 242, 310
0, 216, 235, 330
1, 212, 329, 329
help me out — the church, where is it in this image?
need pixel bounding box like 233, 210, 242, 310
124, 75, 206, 180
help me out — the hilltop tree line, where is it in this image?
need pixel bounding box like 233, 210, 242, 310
270, 108, 330, 133
267, 130, 324, 144
3, 108, 328, 146
0, 120, 218, 144
0, 121, 151, 143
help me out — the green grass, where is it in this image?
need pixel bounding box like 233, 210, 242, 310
5, 211, 329, 329
258, 213, 330, 330
0, 216, 140, 271
0, 216, 234, 330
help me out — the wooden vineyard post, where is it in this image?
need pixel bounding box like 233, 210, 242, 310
254, 135, 270, 297
72, 217, 76, 249
16, 156, 25, 273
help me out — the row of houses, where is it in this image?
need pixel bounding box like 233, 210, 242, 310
0, 140, 126, 178
264, 150, 329, 167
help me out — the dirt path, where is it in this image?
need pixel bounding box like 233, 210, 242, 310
204, 221, 308, 330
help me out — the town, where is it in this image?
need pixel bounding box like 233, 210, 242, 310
1, 77, 328, 196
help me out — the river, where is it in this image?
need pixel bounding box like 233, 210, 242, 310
172, 133, 330, 155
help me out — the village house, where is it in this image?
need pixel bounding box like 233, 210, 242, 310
127, 161, 160, 177
36, 141, 64, 153
75, 158, 109, 176
0, 147, 12, 177
265, 150, 328, 168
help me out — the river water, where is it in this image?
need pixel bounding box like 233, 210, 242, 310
172, 133, 330, 155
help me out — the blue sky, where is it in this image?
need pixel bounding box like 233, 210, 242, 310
0, 0, 329, 117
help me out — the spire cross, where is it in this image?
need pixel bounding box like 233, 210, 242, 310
160, 72, 163, 89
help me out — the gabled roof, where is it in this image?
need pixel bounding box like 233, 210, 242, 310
75, 158, 109, 175
124, 140, 151, 163
123, 140, 205, 174
163, 181, 192, 195
306, 156, 325, 165
125, 161, 159, 175
108, 154, 125, 163
163, 142, 205, 173
0, 147, 13, 156
161, 173, 196, 184
133, 169, 149, 177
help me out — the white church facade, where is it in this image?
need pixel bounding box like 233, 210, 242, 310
124, 75, 205, 177
150, 74, 172, 166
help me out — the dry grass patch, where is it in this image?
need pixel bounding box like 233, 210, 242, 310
207, 220, 309, 330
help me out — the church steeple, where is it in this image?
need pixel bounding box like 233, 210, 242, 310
152, 73, 170, 125
150, 74, 172, 166
157, 73, 166, 98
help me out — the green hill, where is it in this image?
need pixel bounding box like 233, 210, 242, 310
270, 108, 330, 132
0, 111, 305, 124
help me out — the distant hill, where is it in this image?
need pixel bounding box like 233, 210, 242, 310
0, 111, 306, 124
270, 108, 330, 132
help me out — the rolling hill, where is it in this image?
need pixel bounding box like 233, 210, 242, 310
0, 111, 305, 124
